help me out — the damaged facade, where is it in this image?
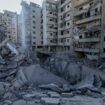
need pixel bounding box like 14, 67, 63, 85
73, 0, 104, 60
3, 10, 18, 44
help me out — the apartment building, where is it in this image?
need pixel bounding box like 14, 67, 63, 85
73, 0, 102, 60
21, 1, 43, 52
30, 2, 43, 50
21, 1, 31, 52
42, 0, 58, 52
0, 13, 7, 42
17, 14, 22, 45
3, 10, 18, 44
57, 0, 74, 52
101, 0, 105, 58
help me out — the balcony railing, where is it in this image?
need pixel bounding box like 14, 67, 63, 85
75, 15, 101, 25
74, 0, 92, 7
75, 47, 100, 53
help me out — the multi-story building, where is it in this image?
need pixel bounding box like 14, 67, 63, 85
0, 13, 7, 42
30, 2, 43, 50
17, 14, 22, 45
101, 0, 105, 58
3, 10, 18, 44
21, 1, 43, 52
42, 0, 74, 53
21, 1, 31, 52
42, 0, 58, 52
73, 0, 102, 60
57, 0, 74, 52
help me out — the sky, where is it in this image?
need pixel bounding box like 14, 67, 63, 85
0, 0, 43, 14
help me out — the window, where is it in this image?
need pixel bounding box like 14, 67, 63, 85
79, 36, 82, 39
50, 40, 52, 43
33, 21, 35, 24
33, 36, 36, 39
33, 16, 35, 18
33, 26, 35, 29
67, 39, 69, 42
50, 33, 53, 36
32, 10, 35, 13
33, 31, 36, 34
33, 42, 36, 44
67, 14, 70, 17
67, 5, 70, 8
104, 48, 105, 53
67, 22, 70, 26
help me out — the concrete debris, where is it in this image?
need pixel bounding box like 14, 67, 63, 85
0, 41, 105, 105
61, 92, 74, 98
12, 100, 27, 105
41, 54, 105, 97
47, 91, 60, 98
61, 96, 103, 105
41, 97, 60, 105
13, 65, 68, 88
38, 83, 64, 93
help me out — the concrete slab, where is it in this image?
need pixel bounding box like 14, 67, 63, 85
41, 97, 60, 105
62, 96, 103, 105
47, 92, 60, 98
61, 92, 74, 98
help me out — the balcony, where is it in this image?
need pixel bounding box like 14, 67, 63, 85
59, 0, 71, 8
75, 48, 100, 53
78, 38, 100, 42
86, 54, 99, 60
74, 8, 88, 17
58, 34, 71, 38
47, 13, 57, 18
47, 21, 57, 25
74, 0, 92, 7
75, 15, 101, 25
47, 28, 57, 32
59, 8, 71, 16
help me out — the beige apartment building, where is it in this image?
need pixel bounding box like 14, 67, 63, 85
42, 0, 58, 52
3, 10, 18, 44
42, 0, 74, 53
57, 0, 74, 52
73, 0, 104, 60
30, 2, 43, 50
0, 13, 7, 43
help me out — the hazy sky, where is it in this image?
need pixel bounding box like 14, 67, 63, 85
0, 0, 43, 13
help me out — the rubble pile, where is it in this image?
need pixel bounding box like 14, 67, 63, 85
41, 53, 105, 98
0, 81, 104, 105
0, 41, 105, 104
0, 49, 26, 81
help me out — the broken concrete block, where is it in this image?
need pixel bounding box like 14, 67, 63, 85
41, 97, 60, 105
39, 83, 63, 92
14, 65, 68, 88
23, 93, 36, 100
61, 92, 74, 98
0, 82, 5, 95
62, 96, 103, 105
4, 100, 12, 105
33, 92, 48, 99
47, 91, 60, 98
12, 100, 27, 105
101, 88, 105, 96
